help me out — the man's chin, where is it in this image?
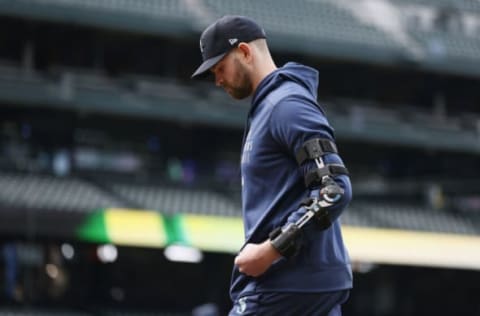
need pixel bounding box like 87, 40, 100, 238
228, 89, 251, 100
230, 94, 249, 100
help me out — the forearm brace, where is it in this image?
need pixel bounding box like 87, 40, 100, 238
269, 138, 348, 257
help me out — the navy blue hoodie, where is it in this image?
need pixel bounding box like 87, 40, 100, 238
230, 62, 353, 301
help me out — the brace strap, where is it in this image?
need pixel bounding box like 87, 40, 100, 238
295, 138, 338, 165
269, 224, 301, 258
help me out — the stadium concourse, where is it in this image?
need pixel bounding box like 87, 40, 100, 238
0, 0, 480, 315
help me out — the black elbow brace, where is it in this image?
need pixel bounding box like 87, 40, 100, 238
296, 138, 348, 188
269, 197, 332, 258
269, 138, 348, 258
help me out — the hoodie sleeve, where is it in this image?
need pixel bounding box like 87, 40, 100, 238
269, 96, 352, 227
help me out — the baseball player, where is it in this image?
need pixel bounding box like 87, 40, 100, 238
192, 15, 353, 316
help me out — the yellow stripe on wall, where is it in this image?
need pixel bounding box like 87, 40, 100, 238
104, 209, 167, 247
182, 214, 244, 253
99, 208, 480, 270
343, 226, 480, 270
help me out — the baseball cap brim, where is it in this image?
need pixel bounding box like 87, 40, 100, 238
191, 52, 228, 78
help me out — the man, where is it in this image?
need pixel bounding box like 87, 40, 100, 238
192, 15, 353, 316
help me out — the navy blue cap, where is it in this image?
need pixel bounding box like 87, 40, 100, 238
191, 15, 267, 78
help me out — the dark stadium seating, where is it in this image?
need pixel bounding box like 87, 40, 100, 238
1, 61, 479, 154
0, 309, 189, 316
108, 182, 240, 216
202, 0, 401, 50
345, 201, 479, 235
1, 0, 480, 75
1, 170, 478, 237
0, 172, 124, 211
397, 0, 480, 13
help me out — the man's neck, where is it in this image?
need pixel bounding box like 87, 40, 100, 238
251, 59, 277, 94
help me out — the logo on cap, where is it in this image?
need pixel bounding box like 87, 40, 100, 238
200, 39, 205, 53
228, 38, 238, 46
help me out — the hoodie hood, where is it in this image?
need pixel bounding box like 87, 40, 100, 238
251, 62, 319, 110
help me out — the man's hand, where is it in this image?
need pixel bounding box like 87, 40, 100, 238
234, 240, 282, 277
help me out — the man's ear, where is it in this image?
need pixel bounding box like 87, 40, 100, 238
237, 42, 253, 63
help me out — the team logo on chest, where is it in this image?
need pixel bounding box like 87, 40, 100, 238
241, 139, 253, 164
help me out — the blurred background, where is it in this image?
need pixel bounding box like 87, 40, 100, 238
0, 0, 479, 315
